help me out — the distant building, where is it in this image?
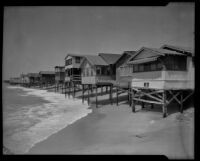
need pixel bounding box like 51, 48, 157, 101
39, 71, 55, 85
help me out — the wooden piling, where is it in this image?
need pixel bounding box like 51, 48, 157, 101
87, 85, 90, 105
110, 84, 113, 105
116, 85, 118, 106
180, 91, 183, 113
131, 89, 135, 112
162, 90, 167, 118
96, 85, 98, 108
82, 84, 84, 104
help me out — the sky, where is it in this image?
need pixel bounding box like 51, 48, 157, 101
3, 3, 194, 80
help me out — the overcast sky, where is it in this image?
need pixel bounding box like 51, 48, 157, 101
3, 3, 194, 80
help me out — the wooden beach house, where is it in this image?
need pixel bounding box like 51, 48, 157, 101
20, 74, 30, 86
10, 77, 21, 85
39, 71, 55, 88
55, 66, 65, 92
27, 73, 40, 87
115, 51, 137, 87
124, 45, 194, 117
80, 53, 121, 106
64, 54, 84, 97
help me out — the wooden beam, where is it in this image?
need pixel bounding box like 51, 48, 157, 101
133, 97, 164, 105
168, 91, 181, 105
182, 91, 194, 103
180, 91, 183, 113
138, 90, 163, 103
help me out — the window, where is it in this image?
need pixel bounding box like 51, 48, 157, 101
164, 56, 186, 71
144, 63, 151, 71
96, 67, 101, 75
91, 69, 93, 76
138, 64, 144, 72
133, 64, 139, 72
65, 58, 72, 66
86, 68, 89, 76
75, 57, 81, 63
151, 63, 156, 70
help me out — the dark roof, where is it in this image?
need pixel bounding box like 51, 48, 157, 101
161, 44, 194, 56
83, 55, 108, 66
39, 71, 55, 75
98, 53, 121, 64
123, 51, 137, 56
148, 48, 186, 56
27, 73, 40, 77
65, 53, 84, 60
115, 51, 137, 66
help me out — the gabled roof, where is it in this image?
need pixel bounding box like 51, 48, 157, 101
161, 44, 194, 56
39, 71, 55, 75
64, 53, 84, 60
127, 47, 187, 64
82, 55, 108, 66
115, 51, 137, 67
98, 53, 121, 65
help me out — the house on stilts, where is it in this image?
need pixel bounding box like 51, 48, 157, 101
80, 53, 121, 107
120, 45, 194, 117
55, 66, 65, 92
39, 71, 55, 88
64, 54, 84, 97
27, 73, 40, 87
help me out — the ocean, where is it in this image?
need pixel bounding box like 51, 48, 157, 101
3, 83, 92, 154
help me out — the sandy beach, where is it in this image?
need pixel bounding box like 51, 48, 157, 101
26, 87, 194, 159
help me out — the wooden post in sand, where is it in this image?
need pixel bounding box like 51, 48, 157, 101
65, 83, 66, 98
87, 85, 90, 105
131, 89, 135, 112
101, 86, 103, 96
116, 85, 119, 106
180, 91, 183, 113
162, 90, 167, 118
82, 84, 84, 104
110, 84, 113, 105
96, 85, 98, 108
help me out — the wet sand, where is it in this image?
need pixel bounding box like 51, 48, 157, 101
27, 89, 194, 158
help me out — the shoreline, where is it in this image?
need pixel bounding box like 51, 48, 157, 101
27, 101, 194, 158
4, 84, 194, 158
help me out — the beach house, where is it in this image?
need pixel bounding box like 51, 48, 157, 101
64, 54, 84, 97
55, 66, 65, 92
80, 53, 121, 106
9, 77, 21, 85
39, 71, 55, 88
115, 51, 137, 88
125, 45, 194, 117
27, 73, 40, 87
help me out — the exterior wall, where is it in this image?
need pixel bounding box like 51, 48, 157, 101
130, 57, 194, 90
65, 56, 83, 70
82, 76, 96, 84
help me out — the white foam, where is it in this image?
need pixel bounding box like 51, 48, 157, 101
4, 86, 92, 154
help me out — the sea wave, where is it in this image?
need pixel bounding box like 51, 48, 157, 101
4, 86, 92, 154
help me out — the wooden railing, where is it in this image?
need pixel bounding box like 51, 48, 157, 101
65, 75, 81, 82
